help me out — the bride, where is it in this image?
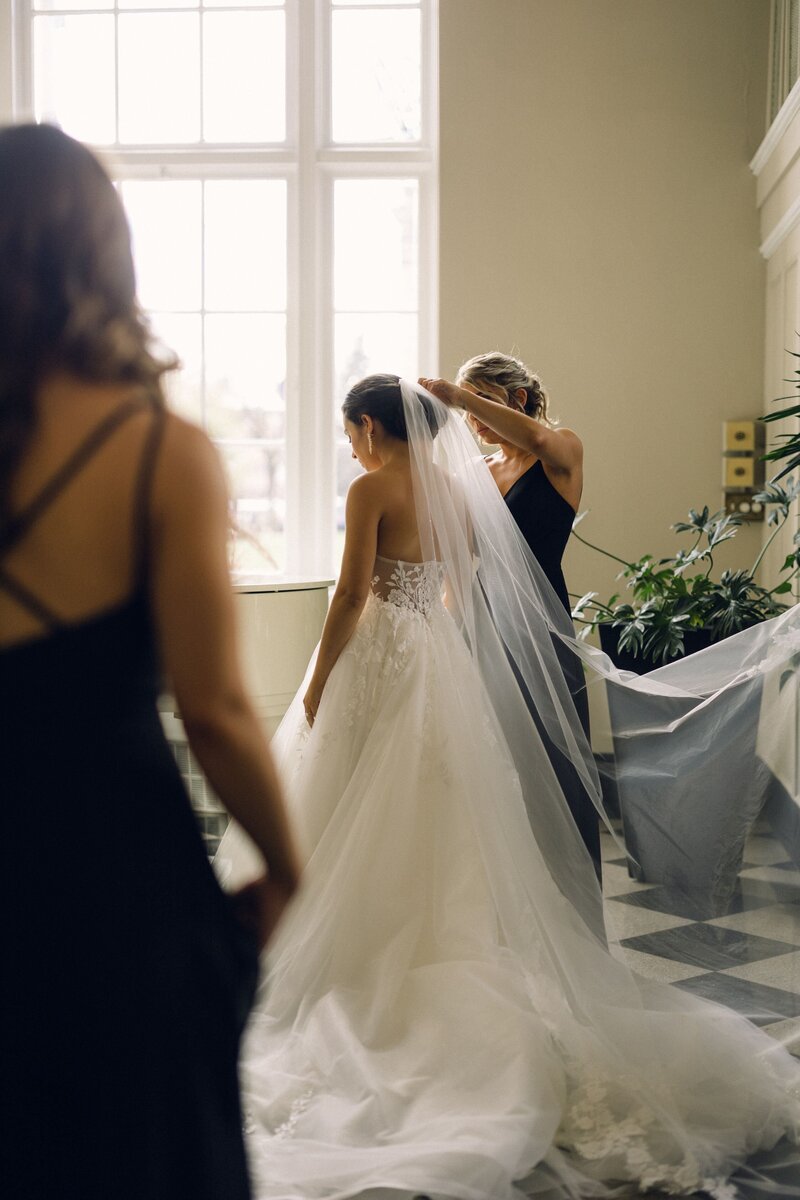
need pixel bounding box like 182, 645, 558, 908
218, 375, 800, 1200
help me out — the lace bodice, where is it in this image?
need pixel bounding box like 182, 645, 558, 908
370, 554, 445, 616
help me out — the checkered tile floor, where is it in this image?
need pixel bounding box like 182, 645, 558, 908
603, 820, 800, 1054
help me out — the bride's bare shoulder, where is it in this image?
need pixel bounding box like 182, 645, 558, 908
345, 468, 388, 510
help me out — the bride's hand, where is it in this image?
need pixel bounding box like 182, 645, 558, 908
303, 677, 324, 727
230, 874, 297, 951
418, 377, 462, 408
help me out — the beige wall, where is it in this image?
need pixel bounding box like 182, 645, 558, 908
439, 0, 771, 614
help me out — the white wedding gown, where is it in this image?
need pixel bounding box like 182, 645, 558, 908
218, 553, 800, 1200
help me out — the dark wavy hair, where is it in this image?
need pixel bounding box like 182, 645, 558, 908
0, 123, 174, 529
342, 374, 444, 441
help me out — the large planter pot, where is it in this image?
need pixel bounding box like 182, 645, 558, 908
598, 623, 715, 675
598, 624, 765, 917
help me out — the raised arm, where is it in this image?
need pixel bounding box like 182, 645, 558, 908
303, 471, 381, 726
150, 416, 301, 938
419, 377, 582, 476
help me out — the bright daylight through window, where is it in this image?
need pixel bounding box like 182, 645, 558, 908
15, 0, 437, 575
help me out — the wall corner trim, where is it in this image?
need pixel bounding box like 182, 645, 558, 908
760, 192, 800, 259
751, 76, 800, 178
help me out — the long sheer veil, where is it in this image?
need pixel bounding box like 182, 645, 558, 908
399, 378, 800, 1195
401, 377, 800, 917
401, 379, 608, 937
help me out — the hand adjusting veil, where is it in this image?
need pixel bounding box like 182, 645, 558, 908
400, 378, 800, 1196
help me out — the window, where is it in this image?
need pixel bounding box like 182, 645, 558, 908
10, 0, 438, 576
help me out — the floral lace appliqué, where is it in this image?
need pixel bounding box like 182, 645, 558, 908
558, 1071, 735, 1197
246, 1089, 314, 1143
372, 558, 445, 617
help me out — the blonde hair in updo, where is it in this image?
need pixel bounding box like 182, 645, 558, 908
456, 352, 556, 427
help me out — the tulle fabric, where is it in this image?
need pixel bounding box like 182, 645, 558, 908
217, 382, 800, 1199
581, 608, 800, 919
402, 378, 800, 941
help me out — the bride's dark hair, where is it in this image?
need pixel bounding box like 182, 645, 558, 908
342, 374, 444, 441
0, 123, 174, 529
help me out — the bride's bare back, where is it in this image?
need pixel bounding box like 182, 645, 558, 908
368, 459, 427, 564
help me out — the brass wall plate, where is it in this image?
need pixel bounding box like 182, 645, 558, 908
724, 457, 755, 488
723, 491, 765, 521
723, 420, 765, 452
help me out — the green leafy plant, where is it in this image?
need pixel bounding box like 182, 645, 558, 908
570, 480, 800, 665
762, 349, 800, 480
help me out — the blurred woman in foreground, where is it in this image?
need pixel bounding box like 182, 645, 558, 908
0, 123, 299, 1200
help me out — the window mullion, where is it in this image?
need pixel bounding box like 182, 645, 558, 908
422, 1, 439, 372
199, 178, 207, 428
10, 0, 33, 122
313, 165, 335, 576
282, 0, 301, 577
313, 0, 335, 577
113, 0, 119, 145
291, 0, 334, 578
284, 162, 301, 578
418, 166, 438, 377
198, 3, 204, 145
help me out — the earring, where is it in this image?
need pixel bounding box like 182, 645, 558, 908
367, 430, 374, 455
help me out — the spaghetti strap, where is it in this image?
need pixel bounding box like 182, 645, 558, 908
0, 393, 151, 559
0, 392, 160, 631
131, 402, 167, 589
0, 566, 63, 628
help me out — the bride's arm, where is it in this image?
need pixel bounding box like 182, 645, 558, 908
303, 473, 381, 726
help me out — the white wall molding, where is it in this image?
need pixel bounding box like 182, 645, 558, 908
751, 74, 800, 177
760, 191, 800, 258
0, 0, 15, 123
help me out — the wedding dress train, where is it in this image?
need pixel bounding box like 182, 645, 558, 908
218, 550, 800, 1200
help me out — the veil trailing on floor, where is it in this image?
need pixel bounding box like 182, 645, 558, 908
398, 378, 800, 1192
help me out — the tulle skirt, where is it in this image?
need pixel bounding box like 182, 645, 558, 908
217, 589, 800, 1200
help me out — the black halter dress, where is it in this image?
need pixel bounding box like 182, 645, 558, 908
502, 459, 601, 876
0, 399, 259, 1199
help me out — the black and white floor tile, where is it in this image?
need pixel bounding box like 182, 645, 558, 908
603, 822, 800, 1055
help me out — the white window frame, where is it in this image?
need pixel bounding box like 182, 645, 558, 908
4, 0, 439, 579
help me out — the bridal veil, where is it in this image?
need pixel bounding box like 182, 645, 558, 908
399, 378, 800, 1195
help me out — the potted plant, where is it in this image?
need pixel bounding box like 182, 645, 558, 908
569, 480, 800, 671
762, 348, 800, 480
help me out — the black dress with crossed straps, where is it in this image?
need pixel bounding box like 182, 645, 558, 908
0, 398, 258, 1199
502, 460, 602, 877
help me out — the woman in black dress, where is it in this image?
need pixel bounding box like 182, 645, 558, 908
420, 354, 601, 878
0, 124, 300, 1199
